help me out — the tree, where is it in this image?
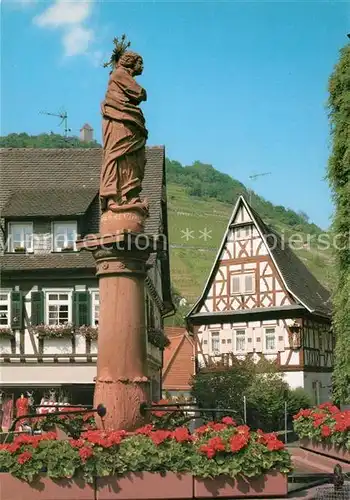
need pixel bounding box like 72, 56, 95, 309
327, 43, 350, 404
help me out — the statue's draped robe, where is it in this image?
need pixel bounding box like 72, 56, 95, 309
100, 66, 148, 206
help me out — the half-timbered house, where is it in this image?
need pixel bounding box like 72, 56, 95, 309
186, 196, 333, 404
0, 147, 174, 410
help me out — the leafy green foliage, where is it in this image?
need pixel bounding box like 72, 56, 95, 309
0, 132, 101, 149
327, 44, 350, 404
192, 359, 310, 432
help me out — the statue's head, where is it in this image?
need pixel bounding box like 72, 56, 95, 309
118, 51, 143, 76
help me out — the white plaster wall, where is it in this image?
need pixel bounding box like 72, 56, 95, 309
43, 337, 73, 355
282, 371, 304, 390
0, 364, 97, 385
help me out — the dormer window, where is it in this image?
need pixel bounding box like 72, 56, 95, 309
52, 222, 77, 252
8, 222, 33, 253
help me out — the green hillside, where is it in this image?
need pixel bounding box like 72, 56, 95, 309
0, 134, 333, 315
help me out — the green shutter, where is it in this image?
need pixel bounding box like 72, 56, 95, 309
11, 291, 23, 329
31, 291, 44, 326
73, 291, 91, 327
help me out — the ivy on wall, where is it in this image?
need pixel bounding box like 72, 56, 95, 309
327, 43, 350, 404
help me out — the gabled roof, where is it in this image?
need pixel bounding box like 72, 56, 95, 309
2, 188, 97, 217
187, 195, 331, 319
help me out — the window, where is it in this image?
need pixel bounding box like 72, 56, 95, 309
92, 292, 100, 326
0, 293, 10, 326
235, 329, 246, 352
236, 226, 250, 240
46, 292, 71, 325
265, 328, 276, 351
230, 273, 255, 295
211, 332, 220, 354
9, 223, 33, 252
227, 338, 232, 344
52, 222, 77, 252
221, 339, 226, 344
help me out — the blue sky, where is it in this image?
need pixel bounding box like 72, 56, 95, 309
1, 1, 349, 229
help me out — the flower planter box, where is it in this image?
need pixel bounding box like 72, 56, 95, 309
193, 471, 288, 498
300, 438, 350, 463
0, 473, 94, 500
96, 472, 193, 500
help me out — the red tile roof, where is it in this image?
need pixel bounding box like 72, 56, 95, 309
162, 327, 195, 391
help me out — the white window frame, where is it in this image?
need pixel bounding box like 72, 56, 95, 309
91, 290, 100, 326
264, 327, 277, 352
43, 289, 73, 325
52, 221, 78, 252
0, 290, 11, 327
230, 272, 255, 295
8, 222, 33, 252
210, 331, 220, 355
234, 329, 246, 353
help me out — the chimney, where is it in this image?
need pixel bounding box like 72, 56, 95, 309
80, 123, 94, 143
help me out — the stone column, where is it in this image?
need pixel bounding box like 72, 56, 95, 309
93, 244, 150, 431
78, 213, 160, 431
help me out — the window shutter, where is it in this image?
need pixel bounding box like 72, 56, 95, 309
277, 332, 285, 351
73, 291, 91, 327
11, 291, 23, 329
246, 327, 253, 352
245, 275, 253, 293
255, 330, 263, 352
231, 276, 240, 294
31, 291, 44, 326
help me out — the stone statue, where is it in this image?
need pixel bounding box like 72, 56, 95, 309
100, 36, 148, 215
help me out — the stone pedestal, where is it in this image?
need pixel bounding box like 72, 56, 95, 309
78, 221, 162, 431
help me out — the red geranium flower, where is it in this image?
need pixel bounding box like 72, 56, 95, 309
150, 430, 172, 445
229, 433, 248, 453
17, 451, 32, 464
79, 446, 93, 461
222, 416, 236, 426
321, 425, 332, 437
172, 427, 192, 443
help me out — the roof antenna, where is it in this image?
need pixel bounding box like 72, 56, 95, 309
248, 172, 271, 206
40, 108, 71, 138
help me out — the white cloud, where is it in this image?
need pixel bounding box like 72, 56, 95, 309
33, 0, 95, 58
63, 25, 94, 57
34, 0, 92, 28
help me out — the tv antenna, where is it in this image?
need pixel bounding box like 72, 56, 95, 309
40, 108, 71, 137
248, 172, 271, 205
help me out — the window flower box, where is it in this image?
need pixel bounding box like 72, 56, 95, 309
0, 327, 14, 339
78, 325, 98, 341
14, 247, 26, 254
32, 323, 75, 339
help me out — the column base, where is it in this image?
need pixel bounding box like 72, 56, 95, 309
94, 378, 150, 431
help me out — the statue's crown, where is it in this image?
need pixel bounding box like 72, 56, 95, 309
103, 34, 131, 68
